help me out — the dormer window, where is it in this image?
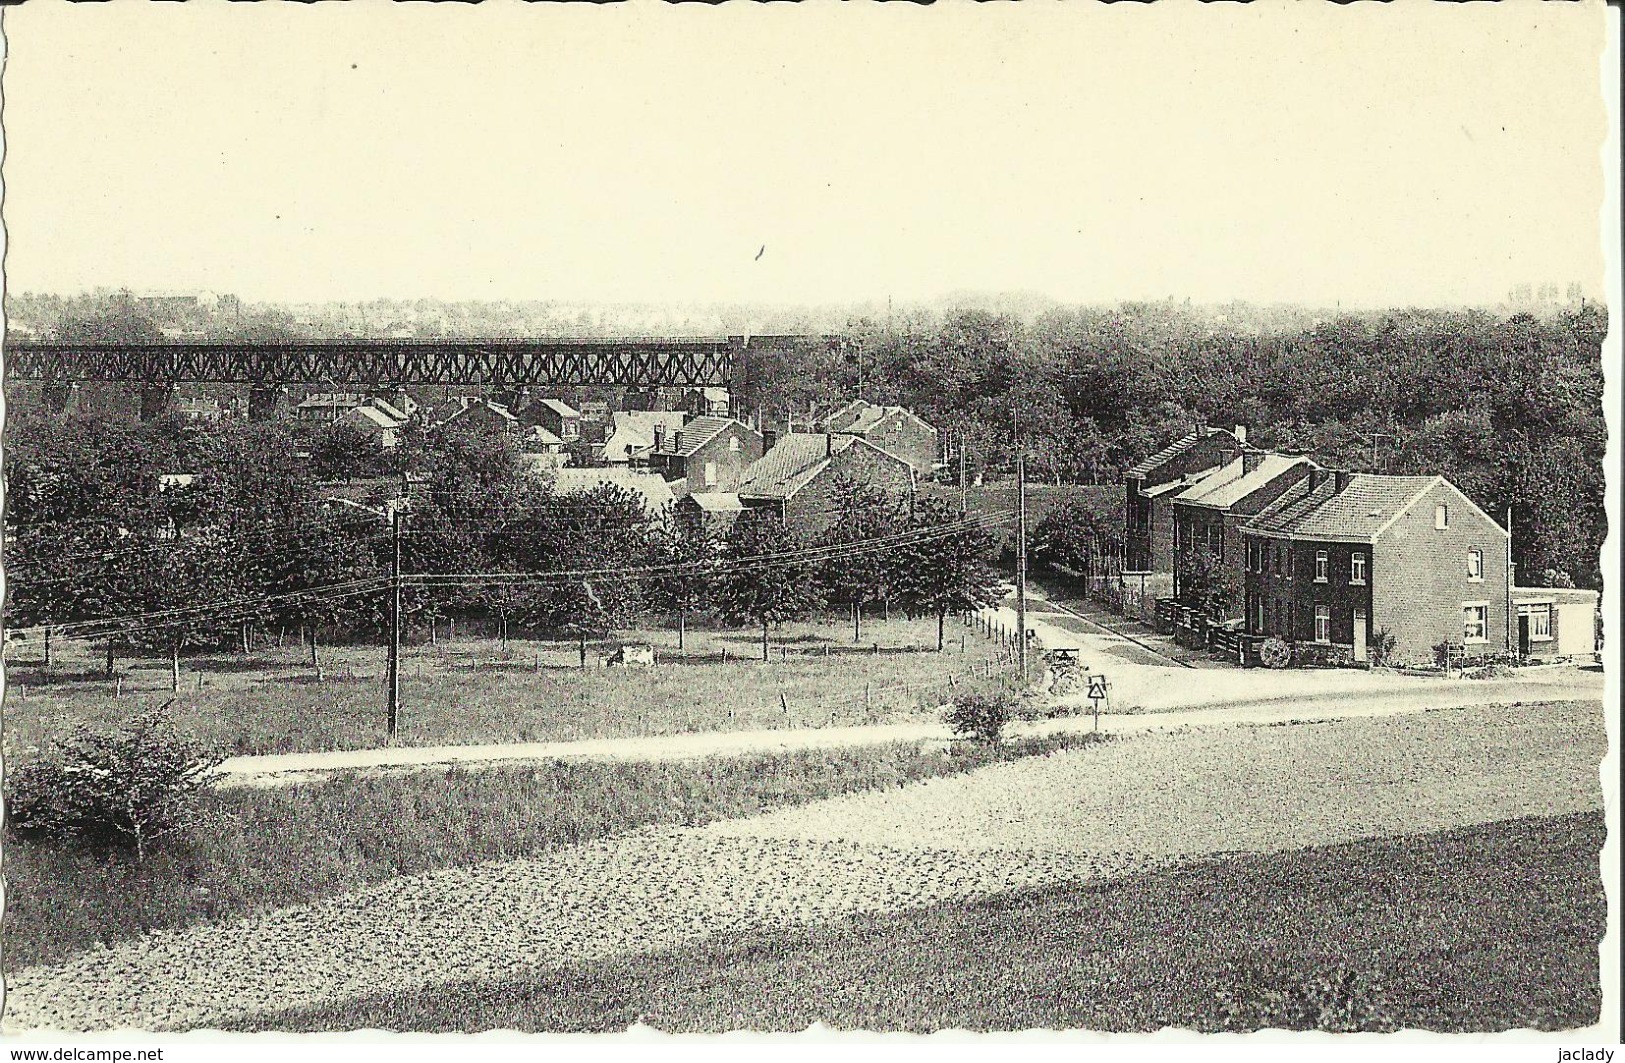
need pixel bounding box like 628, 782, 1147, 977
1435, 504, 1450, 530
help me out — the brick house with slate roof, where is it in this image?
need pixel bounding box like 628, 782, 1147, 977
509, 396, 582, 444
1239, 470, 1511, 665
1170, 451, 1319, 615
735, 433, 915, 540
1123, 426, 1249, 573
817, 399, 940, 477
647, 416, 763, 493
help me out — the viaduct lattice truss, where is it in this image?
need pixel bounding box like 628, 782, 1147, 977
6, 335, 828, 389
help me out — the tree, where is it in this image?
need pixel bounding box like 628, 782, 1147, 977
3, 526, 106, 669
1176, 544, 1242, 620
713, 514, 823, 661
818, 474, 904, 643
262, 513, 383, 669
891, 497, 1003, 651
501, 485, 656, 658
649, 514, 720, 651
113, 528, 239, 691
1032, 497, 1119, 579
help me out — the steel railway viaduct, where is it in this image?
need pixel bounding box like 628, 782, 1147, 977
6, 334, 835, 419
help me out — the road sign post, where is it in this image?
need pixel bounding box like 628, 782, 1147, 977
1087, 673, 1109, 732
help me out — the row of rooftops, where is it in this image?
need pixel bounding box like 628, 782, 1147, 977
1135, 425, 1500, 544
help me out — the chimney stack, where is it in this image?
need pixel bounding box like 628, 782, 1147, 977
1308, 468, 1328, 491
1243, 449, 1263, 476
654, 424, 667, 451
1333, 469, 1352, 493
826, 433, 833, 458
1234, 425, 1247, 444
673, 429, 685, 453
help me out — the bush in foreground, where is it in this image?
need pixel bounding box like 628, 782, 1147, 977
943, 691, 1015, 744
5, 709, 223, 863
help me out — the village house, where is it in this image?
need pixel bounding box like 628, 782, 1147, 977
676, 491, 745, 538
430, 396, 520, 435
1123, 424, 1249, 573
646, 416, 763, 494
734, 433, 915, 541
684, 387, 732, 419
602, 410, 688, 466
518, 423, 567, 453
1239, 470, 1514, 666
1169, 451, 1319, 616
295, 393, 372, 423
543, 467, 677, 523
336, 403, 407, 448
295, 391, 416, 426
1510, 586, 1601, 660
530, 397, 582, 443
818, 399, 940, 477
175, 396, 232, 423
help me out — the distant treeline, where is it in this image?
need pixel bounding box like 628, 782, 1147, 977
751, 302, 1607, 589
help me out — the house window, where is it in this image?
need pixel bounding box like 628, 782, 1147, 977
1435, 503, 1449, 529
729, 436, 741, 452
1466, 548, 1483, 582
1520, 603, 1553, 641
704, 461, 718, 488
1350, 552, 1367, 585
1463, 603, 1489, 644
1315, 550, 1329, 583
1314, 605, 1331, 644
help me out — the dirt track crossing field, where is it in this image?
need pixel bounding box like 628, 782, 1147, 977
2, 700, 1604, 1033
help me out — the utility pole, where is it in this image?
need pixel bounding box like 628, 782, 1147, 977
1016, 436, 1030, 684
387, 502, 405, 741
958, 432, 969, 516
1367, 432, 1392, 472
1506, 504, 1515, 656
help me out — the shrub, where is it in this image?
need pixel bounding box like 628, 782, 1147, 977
5, 709, 223, 863
1368, 627, 1397, 667
943, 691, 1013, 744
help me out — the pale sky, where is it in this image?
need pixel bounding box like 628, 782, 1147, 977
0, 1, 1611, 308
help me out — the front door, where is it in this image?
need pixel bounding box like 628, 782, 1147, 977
1517, 614, 1531, 659
1352, 608, 1367, 662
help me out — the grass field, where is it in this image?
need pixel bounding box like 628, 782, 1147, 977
3, 614, 1016, 757
233, 811, 1605, 1033
2, 732, 1099, 971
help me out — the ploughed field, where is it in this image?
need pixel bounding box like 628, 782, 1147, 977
3, 614, 1012, 758
5, 699, 1603, 1033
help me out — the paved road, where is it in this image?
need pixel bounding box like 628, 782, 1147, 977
6, 700, 1603, 1032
